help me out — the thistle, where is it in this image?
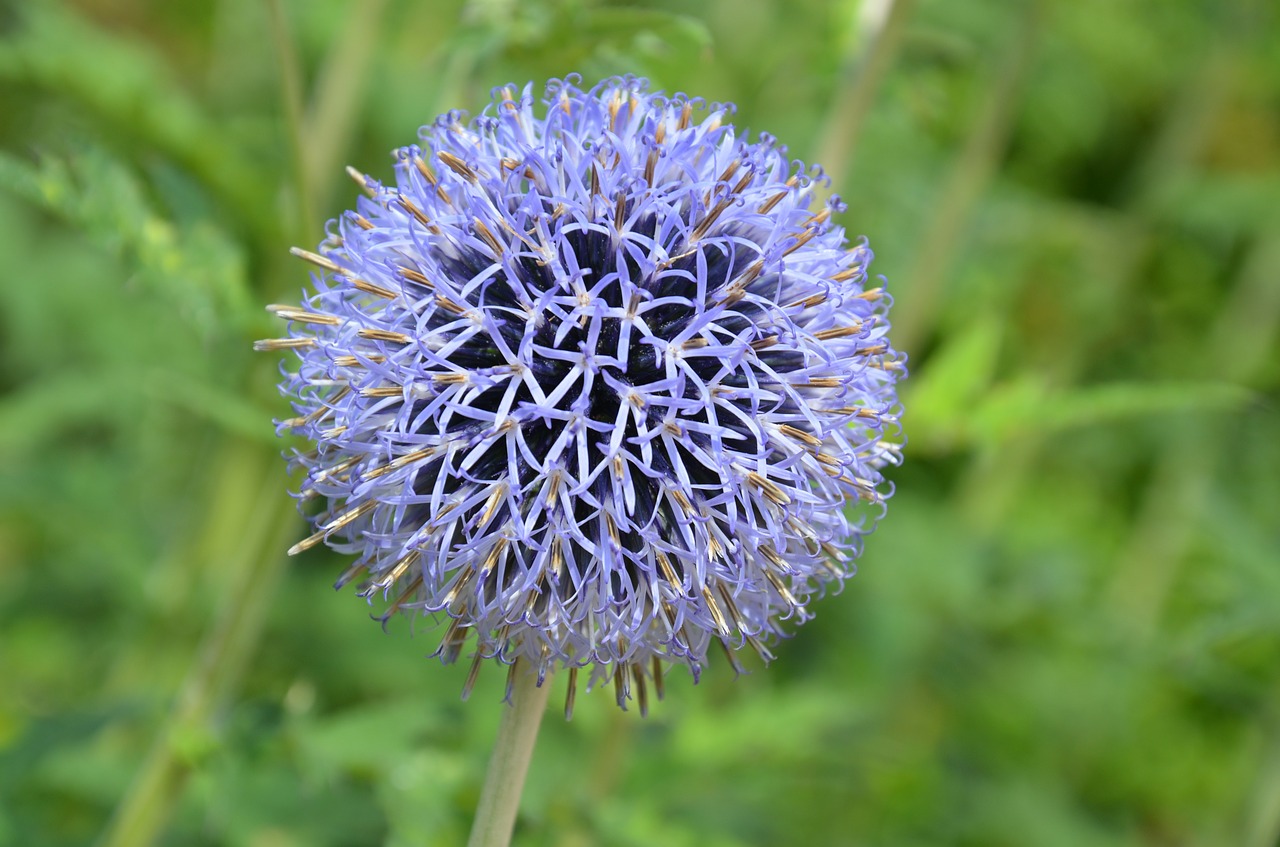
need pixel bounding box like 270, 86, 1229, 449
258, 76, 904, 717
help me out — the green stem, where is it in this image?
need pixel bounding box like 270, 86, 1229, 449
305, 0, 389, 212
97, 456, 299, 847
265, 0, 315, 242
813, 0, 916, 197
466, 666, 553, 847
892, 2, 1041, 355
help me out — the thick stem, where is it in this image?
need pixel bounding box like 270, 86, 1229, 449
466, 666, 553, 847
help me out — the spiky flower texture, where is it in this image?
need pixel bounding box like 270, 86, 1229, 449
260, 77, 904, 714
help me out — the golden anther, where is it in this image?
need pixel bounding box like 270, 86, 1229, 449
746, 471, 791, 505
345, 166, 375, 196
331, 354, 387, 368
702, 586, 731, 636
359, 385, 403, 398
357, 328, 412, 344
434, 295, 468, 315
437, 151, 478, 182
266, 305, 340, 326
411, 156, 437, 185
814, 324, 864, 341
397, 195, 434, 229
778, 424, 822, 447
289, 246, 342, 273
399, 267, 434, 289
353, 278, 396, 299
253, 337, 316, 351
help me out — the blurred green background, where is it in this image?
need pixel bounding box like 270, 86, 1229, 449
2, 0, 1278, 845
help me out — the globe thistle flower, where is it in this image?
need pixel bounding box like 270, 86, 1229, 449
258, 76, 904, 715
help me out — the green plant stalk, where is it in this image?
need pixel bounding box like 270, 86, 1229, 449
97, 454, 299, 847
466, 666, 554, 847
266, 0, 315, 242
813, 0, 916, 198
892, 2, 1041, 355
955, 37, 1237, 533
1105, 229, 1280, 636
305, 0, 389, 212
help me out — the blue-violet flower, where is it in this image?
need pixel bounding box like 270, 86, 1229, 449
258, 76, 904, 714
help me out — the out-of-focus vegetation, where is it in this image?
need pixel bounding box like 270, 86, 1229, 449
1, 0, 1277, 844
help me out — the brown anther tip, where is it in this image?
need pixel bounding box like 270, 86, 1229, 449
290, 246, 342, 273
778, 424, 823, 448
359, 386, 403, 398
345, 166, 372, 194
473, 219, 505, 256
614, 192, 627, 231
411, 156, 437, 185
357, 328, 412, 344
266, 306, 340, 326
758, 190, 789, 215
733, 260, 764, 289
286, 539, 315, 557
352, 278, 397, 299
718, 286, 746, 308
397, 195, 433, 229
746, 471, 791, 505
399, 267, 433, 289
437, 151, 478, 183
678, 101, 693, 130
434, 295, 468, 316
814, 324, 864, 341
253, 337, 316, 352
787, 292, 828, 310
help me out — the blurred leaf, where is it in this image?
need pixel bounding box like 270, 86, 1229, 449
0, 1, 274, 241
288, 698, 447, 780
0, 148, 251, 334
974, 378, 1252, 444
902, 314, 1003, 450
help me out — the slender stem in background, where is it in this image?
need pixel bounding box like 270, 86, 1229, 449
97, 462, 299, 847
100, 4, 326, 844
587, 707, 635, 805
813, 0, 915, 198
1245, 681, 1280, 847
891, 3, 1041, 355
466, 666, 553, 847
266, 0, 315, 241
955, 32, 1237, 533
1105, 229, 1280, 635
305, 0, 389, 212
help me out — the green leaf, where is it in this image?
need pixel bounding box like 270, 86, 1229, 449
0, 148, 251, 333
0, 1, 273, 241
973, 378, 1253, 444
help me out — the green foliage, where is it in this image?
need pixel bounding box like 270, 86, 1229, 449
1, 0, 1278, 845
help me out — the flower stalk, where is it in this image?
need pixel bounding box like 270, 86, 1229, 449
466, 665, 553, 847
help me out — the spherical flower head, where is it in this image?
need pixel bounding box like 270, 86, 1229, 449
259, 76, 905, 712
